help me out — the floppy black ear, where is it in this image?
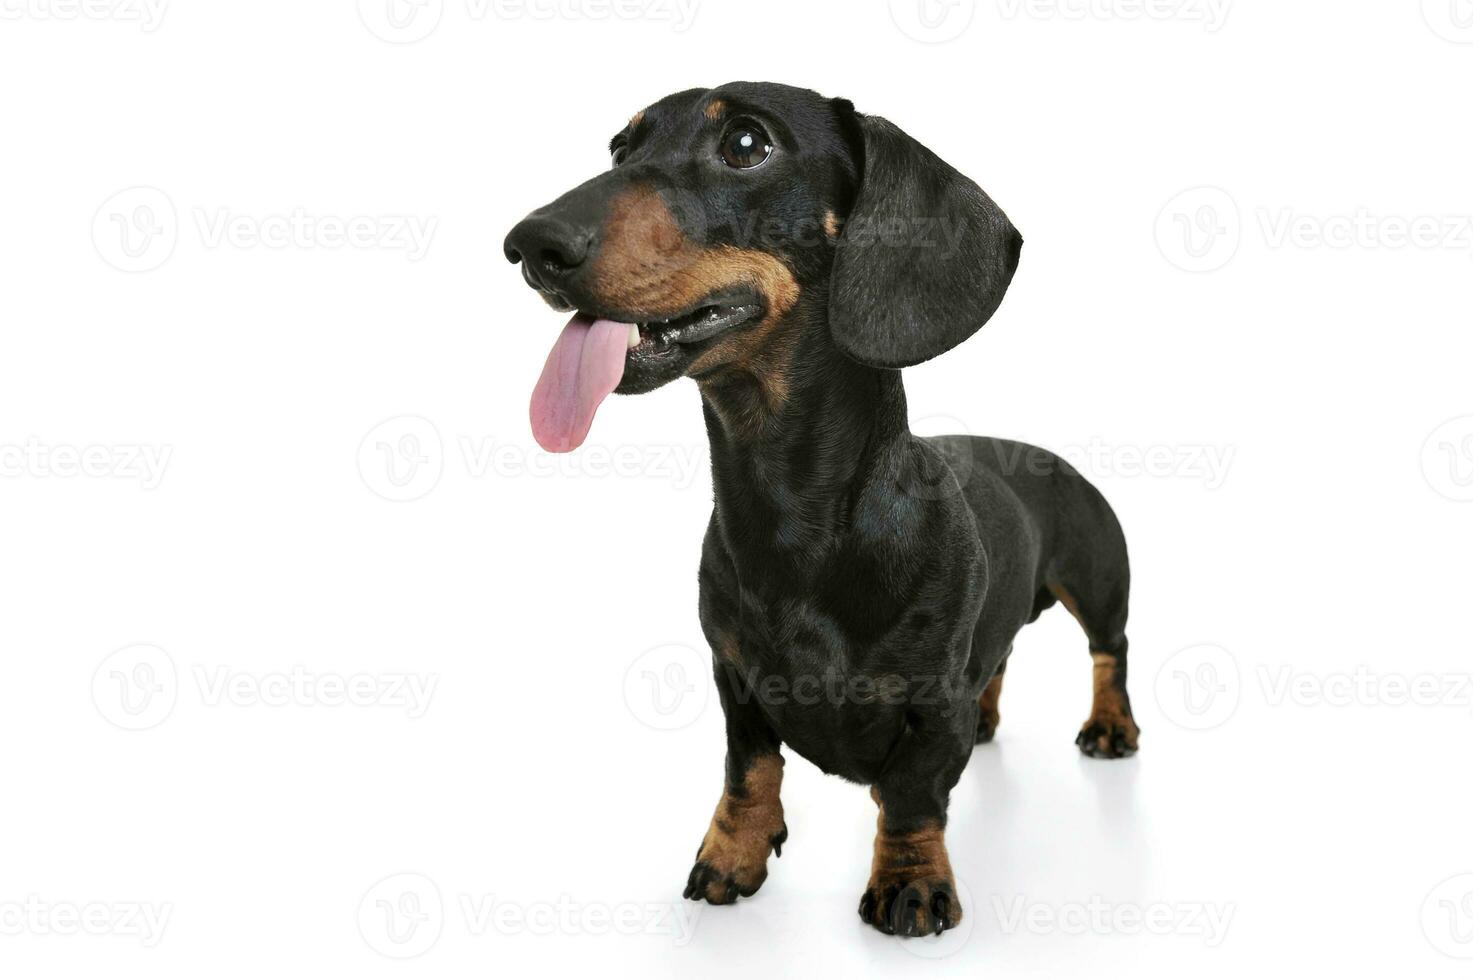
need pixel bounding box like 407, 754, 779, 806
829, 101, 1022, 369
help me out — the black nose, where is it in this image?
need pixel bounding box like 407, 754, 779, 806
504, 215, 592, 290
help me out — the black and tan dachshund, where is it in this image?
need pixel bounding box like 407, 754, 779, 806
505, 82, 1139, 938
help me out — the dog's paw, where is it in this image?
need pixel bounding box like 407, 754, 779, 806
682, 823, 787, 905
858, 875, 960, 937
1076, 717, 1140, 758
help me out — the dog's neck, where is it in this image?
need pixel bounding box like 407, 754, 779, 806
695, 303, 911, 582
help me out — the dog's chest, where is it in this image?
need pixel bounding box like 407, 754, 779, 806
727, 595, 912, 780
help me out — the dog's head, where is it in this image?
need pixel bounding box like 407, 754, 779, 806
505, 82, 1021, 452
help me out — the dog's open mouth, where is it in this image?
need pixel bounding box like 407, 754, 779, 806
628, 298, 764, 356
529, 291, 764, 453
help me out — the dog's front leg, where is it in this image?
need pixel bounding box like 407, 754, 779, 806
859, 713, 971, 937
683, 660, 787, 905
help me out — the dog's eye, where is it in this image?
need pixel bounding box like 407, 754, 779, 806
719, 122, 772, 170
610, 142, 628, 168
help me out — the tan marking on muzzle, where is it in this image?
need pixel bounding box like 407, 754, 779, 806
592, 185, 799, 325
592, 185, 802, 420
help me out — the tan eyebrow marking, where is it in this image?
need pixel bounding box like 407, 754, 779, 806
704, 99, 726, 120
629, 109, 645, 128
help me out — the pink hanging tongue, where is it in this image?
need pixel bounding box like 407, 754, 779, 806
530, 313, 632, 453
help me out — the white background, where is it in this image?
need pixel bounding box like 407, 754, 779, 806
2, 0, 1471, 976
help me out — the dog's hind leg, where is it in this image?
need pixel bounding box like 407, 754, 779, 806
1047, 572, 1140, 759
974, 653, 1007, 744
